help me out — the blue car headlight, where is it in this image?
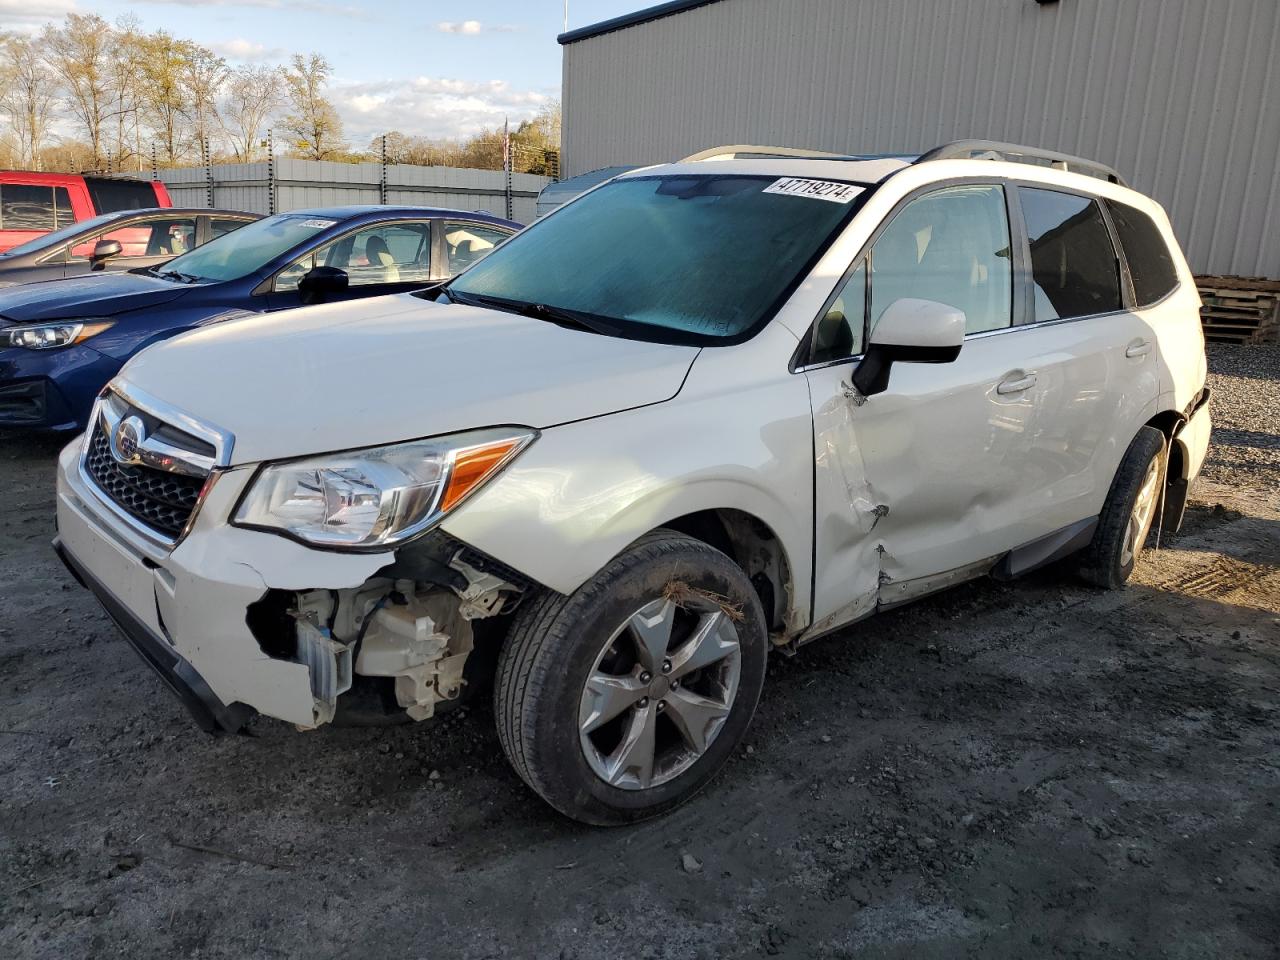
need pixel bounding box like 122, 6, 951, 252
3, 319, 115, 350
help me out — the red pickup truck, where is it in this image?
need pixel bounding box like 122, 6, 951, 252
0, 171, 172, 254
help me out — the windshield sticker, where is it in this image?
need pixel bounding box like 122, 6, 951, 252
298, 218, 337, 228
762, 178, 861, 204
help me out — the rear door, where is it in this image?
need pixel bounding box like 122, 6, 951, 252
1009, 186, 1161, 527
435, 220, 517, 279
265, 220, 437, 309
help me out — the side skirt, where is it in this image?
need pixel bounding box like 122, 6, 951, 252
991, 516, 1098, 581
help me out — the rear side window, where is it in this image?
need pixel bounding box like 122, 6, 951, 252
1105, 199, 1179, 306
53, 187, 74, 227
0, 185, 56, 231
1020, 188, 1121, 323
209, 218, 251, 239
85, 178, 161, 214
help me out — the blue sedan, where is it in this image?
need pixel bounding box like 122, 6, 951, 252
0, 205, 520, 431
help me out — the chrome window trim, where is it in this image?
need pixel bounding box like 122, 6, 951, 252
77, 379, 235, 551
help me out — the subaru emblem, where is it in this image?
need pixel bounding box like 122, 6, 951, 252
111, 415, 144, 465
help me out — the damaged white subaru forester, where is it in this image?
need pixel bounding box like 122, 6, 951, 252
55, 141, 1211, 824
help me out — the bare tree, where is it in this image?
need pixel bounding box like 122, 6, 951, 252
108, 17, 146, 171
183, 45, 228, 160
0, 35, 57, 169
43, 13, 116, 167
220, 65, 283, 162
281, 53, 345, 160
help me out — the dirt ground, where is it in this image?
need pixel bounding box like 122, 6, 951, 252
1, 347, 1277, 959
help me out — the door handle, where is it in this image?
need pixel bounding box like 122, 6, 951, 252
997, 373, 1037, 396
1126, 339, 1152, 358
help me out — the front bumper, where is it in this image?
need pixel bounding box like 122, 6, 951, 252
54, 439, 389, 729
0, 344, 121, 430
53, 535, 253, 732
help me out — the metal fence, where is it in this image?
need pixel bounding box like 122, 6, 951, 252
151, 159, 551, 225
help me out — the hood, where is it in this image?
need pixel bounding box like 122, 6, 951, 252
0, 272, 190, 323
118, 294, 700, 464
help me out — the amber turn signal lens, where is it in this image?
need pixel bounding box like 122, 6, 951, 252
440, 438, 524, 513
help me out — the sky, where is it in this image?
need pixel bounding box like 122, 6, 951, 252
0, 0, 649, 144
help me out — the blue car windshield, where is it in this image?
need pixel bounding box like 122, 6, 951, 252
445, 174, 862, 344
0, 212, 120, 258
157, 213, 337, 283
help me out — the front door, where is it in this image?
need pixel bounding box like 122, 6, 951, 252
266, 221, 437, 310
803, 182, 1043, 625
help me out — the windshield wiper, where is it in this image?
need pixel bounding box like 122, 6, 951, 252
154, 268, 202, 284
447, 289, 620, 336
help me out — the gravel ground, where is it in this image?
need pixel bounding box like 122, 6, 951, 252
0, 344, 1277, 959
1200, 343, 1280, 493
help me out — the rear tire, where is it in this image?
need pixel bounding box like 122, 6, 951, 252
494, 529, 768, 825
1080, 426, 1167, 589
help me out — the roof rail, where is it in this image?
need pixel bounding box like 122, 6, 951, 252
682, 144, 857, 162
916, 140, 1127, 186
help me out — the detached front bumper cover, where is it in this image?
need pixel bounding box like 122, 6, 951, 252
55, 535, 255, 733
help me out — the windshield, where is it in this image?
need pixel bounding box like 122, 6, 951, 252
157, 213, 337, 283
0, 212, 120, 258
445, 174, 862, 344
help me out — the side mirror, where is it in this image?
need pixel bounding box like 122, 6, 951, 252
850, 298, 966, 398
90, 239, 122, 270
298, 266, 349, 304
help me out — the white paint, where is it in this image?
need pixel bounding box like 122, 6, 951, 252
56, 154, 1210, 727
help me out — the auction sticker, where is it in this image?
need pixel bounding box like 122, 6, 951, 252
763, 178, 861, 204
299, 218, 338, 228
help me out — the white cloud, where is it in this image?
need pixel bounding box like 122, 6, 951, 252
331, 75, 556, 142
434, 21, 521, 35
0, 0, 76, 30
436, 20, 483, 35
209, 37, 285, 62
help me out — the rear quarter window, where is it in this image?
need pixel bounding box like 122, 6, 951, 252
1105, 199, 1180, 306
85, 178, 163, 214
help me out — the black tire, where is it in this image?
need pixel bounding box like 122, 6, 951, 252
494, 529, 769, 825
1080, 426, 1167, 589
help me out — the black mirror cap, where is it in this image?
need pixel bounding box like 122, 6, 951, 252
298, 266, 349, 304
90, 239, 123, 269
850, 340, 963, 398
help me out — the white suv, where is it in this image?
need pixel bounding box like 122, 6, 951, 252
54, 141, 1212, 824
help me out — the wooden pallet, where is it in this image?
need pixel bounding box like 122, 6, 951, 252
1195, 276, 1280, 344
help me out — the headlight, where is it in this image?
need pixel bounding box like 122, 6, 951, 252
233, 427, 536, 549
3, 319, 114, 350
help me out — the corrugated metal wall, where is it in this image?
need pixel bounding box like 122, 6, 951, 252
562, 0, 1280, 279
155, 160, 551, 224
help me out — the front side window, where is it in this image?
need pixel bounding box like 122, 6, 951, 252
446, 174, 861, 345
0, 185, 56, 231
159, 213, 337, 283
1021, 188, 1121, 322
69, 216, 197, 260
445, 222, 512, 275
811, 261, 866, 364
1105, 199, 1179, 307
870, 184, 1013, 337
275, 222, 433, 291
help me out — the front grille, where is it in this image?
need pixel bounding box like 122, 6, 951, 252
85, 423, 206, 538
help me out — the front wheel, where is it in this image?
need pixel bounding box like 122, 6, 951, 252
1080, 426, 1167, 589
494, 530, 769, 825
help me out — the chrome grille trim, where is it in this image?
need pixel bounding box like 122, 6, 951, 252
78, 380, 235, 551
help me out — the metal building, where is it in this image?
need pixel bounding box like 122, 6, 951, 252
560, 0, 1280, 284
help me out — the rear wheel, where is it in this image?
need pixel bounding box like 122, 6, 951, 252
494, 530, 768, 825
1081, 426, 1167, 589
